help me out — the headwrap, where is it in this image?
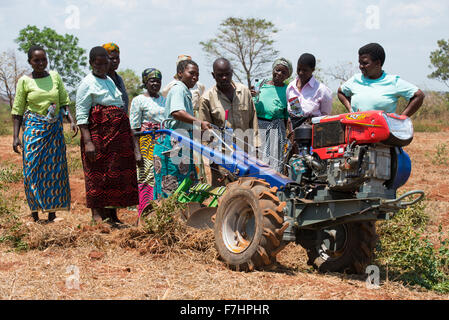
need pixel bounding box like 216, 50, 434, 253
102, 42, 120, 54
272, 57, 293, 76
174, 54, 192, 79
142, 68, 162, 87
176, 54, 192, 66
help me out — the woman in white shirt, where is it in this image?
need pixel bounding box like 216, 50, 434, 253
286, 53, 333, 129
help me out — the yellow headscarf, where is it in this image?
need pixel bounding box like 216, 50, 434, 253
102, 42, 120, 54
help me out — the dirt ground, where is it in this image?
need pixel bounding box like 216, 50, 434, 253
0, 131, 449, 301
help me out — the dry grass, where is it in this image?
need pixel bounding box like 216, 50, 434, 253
1, 130, 449, 300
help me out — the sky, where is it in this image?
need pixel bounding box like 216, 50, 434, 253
1, 0, 448, 93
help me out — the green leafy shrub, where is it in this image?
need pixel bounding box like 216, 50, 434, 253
0, 184, 28, 251
64, 131, 81, 146
430, 143, 449, 166
376, 202, 449, 292
143, 195, 186, 240
413, 121, 442, 132
0, 165, 23, 183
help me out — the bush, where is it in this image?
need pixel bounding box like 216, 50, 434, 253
429, 143, 449, 166
0, 165, 23, 183
143, 195, 186, 240
64, 131, 81, 146
0, 183, 28, 251
376, 202, 449, 292
0, 103, 12, 135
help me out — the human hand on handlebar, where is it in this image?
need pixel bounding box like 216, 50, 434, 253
201, 121, 212, 131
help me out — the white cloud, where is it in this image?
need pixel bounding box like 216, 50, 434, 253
387, 1, 447, 28
87, 0, 137, 10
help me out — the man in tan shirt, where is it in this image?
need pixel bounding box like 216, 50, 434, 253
199, 57, 260, 187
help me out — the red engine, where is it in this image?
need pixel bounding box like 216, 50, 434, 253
311, 111, 414, 160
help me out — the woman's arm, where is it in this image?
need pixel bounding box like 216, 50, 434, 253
171, 110, 211, 131
131, 132, 143, 166
401, 89, 425, 117
337, 87, 352, 113
62, 105, 79, 137
78, 124, 96, 162
12, 115, 23, 154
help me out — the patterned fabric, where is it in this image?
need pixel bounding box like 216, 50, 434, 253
102, 42, 120, 54
75, 73, 124, 125
130, 93, 166, 216
22, 111, 71, 212
177, 54, 192, 65
153, 132, 196, 199
129, 94, 166, 129
80, 105, 138, 208
258, 118, 287, 173
272, 57, 293, 76
141, 68, 162, 87
137, 122, 159, 216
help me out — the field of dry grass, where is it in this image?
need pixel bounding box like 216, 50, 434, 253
1, 127, 449, 301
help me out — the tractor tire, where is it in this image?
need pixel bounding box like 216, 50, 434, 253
305, 221, 378, 274
214, 178, 289, 271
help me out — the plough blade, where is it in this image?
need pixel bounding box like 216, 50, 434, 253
185, 207, 217, 229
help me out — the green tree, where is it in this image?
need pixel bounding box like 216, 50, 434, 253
118, 69, 143, 101
428, 39, 449, 89
200, 17, 279, 88
15, 25, 87, 91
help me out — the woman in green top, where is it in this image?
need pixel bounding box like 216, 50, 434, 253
252, 58, 292, 173
12, 45, 78, 223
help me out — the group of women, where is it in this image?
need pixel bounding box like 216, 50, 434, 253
11, 42, 424, 226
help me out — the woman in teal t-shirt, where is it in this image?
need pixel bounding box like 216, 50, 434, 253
338, 43, 425, 116
153, 59, 211, 199
253, 58, 292, 173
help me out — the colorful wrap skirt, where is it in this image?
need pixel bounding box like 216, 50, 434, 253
258, 118, 287, 173
153, 131, 197, 200
22, 112, 71, 213
80, 105, 138, 208
137, 122, 159, 216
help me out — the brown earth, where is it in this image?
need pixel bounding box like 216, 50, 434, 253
0, 132, 449, 300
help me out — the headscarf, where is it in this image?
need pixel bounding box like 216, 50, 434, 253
102, 42, 120, 54
174, 54, 192, 79
141, 68, 162, 87
272, 57, 293, 76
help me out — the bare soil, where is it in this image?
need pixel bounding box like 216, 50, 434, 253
1, 131, 449, 300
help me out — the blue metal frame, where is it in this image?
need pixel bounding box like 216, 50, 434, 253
138, 129, 294, 189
